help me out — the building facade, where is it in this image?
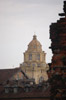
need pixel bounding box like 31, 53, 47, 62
20, 35, 49, 84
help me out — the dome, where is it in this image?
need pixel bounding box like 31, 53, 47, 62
28, 35, 41, 47
28, 35, 42, 51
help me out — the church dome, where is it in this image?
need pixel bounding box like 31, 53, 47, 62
28, 35, 42, 52
28, 35, 41, 46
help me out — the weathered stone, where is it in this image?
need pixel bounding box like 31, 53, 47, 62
49, 1, 66, 100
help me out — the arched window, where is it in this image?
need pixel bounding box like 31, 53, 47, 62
29, 54, 32, 60
37, 54, 40, 60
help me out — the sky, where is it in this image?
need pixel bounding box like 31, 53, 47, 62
0, 0, 64, 69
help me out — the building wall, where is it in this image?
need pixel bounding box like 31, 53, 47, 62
20, 35, 49, 84
10, 35, 49, 84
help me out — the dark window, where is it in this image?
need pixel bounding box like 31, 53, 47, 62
34, 45, 36, 48
37, 54, 40, 60
32, 63, 35, 67
38, 64, 40, 67
29, 54, 32, 60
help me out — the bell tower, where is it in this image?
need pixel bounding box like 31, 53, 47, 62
21, 35, 49, 84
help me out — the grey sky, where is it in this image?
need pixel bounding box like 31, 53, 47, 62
0, 0, 64, 69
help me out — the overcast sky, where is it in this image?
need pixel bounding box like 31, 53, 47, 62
0, 0, 64, 69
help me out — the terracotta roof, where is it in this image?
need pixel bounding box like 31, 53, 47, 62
0, 68, 20, 84
0, 67, 51, 99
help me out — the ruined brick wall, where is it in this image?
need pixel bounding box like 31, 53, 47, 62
49, 1, 66, 100
50, 1, 66, 68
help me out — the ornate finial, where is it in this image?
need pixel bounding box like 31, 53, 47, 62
59, 1, 66, 17
33, 34, 37, 40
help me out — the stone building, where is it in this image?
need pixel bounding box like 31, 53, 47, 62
20, 35, 49, 84
0, 35, 50, 100
0, 1, 66, 100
